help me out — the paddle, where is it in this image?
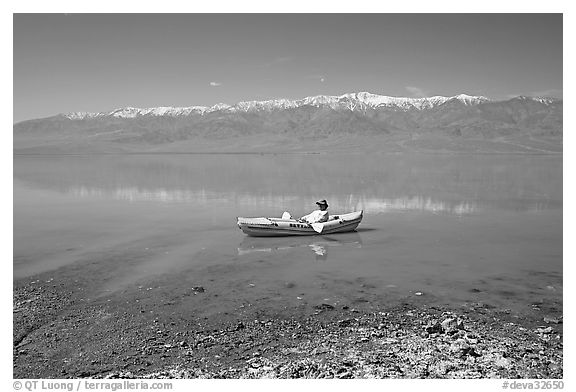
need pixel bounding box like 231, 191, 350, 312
311, 222, 324, 234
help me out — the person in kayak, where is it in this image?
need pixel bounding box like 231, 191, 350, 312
299, 199, 329, 224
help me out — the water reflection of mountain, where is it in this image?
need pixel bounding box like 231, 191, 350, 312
237, 232, 363, 261
15, 153, 562, 214
65, 185, 557, 215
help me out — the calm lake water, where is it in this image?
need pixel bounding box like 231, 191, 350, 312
13, 153, 562, 315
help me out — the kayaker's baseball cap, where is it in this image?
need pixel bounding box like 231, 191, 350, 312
316, 199, 328, 207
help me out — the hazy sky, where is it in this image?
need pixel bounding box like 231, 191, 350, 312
13, 13, 562, 122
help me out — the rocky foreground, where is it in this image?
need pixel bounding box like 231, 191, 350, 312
13, 269, 563, 379
106, 308, 563, 379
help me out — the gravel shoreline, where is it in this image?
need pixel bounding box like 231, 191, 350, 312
13, 265, 563, 379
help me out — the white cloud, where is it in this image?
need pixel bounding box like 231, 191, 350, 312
307, 74, 326, 83
209, 82, 222, 87
405, 86, 428, 98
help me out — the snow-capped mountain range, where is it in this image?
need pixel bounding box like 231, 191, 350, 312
63, 92, 504, 120
15, 91, 562, 154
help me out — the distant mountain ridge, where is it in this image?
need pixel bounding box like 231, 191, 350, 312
14, 92, 562, 154
62, 92, 498, 120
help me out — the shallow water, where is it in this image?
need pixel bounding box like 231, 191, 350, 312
13, 153, 562, 314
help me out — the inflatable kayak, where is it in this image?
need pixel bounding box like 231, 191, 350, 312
237, 210, 363, 237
